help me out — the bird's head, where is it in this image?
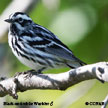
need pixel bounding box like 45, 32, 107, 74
5, 12, 32, 27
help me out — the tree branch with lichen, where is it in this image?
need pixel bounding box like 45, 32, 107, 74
0, 62, 108, 99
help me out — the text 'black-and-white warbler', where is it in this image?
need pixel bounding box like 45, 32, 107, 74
5, 12, 86, 73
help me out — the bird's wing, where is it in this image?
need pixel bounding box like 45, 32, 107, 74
45, 39, 86, 66
32, 24, 73, 59
45, 39, 75, 60
32, 24, 86, 65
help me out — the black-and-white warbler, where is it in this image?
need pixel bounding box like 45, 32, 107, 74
5, 12, 86, 73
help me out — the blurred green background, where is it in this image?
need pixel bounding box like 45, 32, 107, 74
0, 0, 108, 108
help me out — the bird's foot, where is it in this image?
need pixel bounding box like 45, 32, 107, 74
36, 67, 46, 74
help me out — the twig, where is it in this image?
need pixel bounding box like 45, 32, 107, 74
0, 62, 108, 99
102, 95, 108, 108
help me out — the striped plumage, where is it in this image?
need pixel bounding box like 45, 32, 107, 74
5, 12, 86, 72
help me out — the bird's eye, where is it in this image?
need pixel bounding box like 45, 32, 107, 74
18, 17, 23, 22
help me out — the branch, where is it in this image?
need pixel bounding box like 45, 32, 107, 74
102, 95, 108, 108
0, 62, 108, 99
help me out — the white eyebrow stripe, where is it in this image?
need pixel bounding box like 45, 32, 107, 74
9, 13, 14, 19
17, 14, 32, 20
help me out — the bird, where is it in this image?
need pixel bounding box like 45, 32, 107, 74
5, 12, 86, 73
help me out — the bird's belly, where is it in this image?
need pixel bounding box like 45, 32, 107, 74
15, 53, 42, 70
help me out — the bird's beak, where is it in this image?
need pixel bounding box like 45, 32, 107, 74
4, 19, 13, 23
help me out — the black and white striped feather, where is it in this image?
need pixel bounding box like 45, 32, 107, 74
6, 12, 86, 71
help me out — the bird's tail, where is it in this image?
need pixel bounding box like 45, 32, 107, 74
66, 58, 86, 69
